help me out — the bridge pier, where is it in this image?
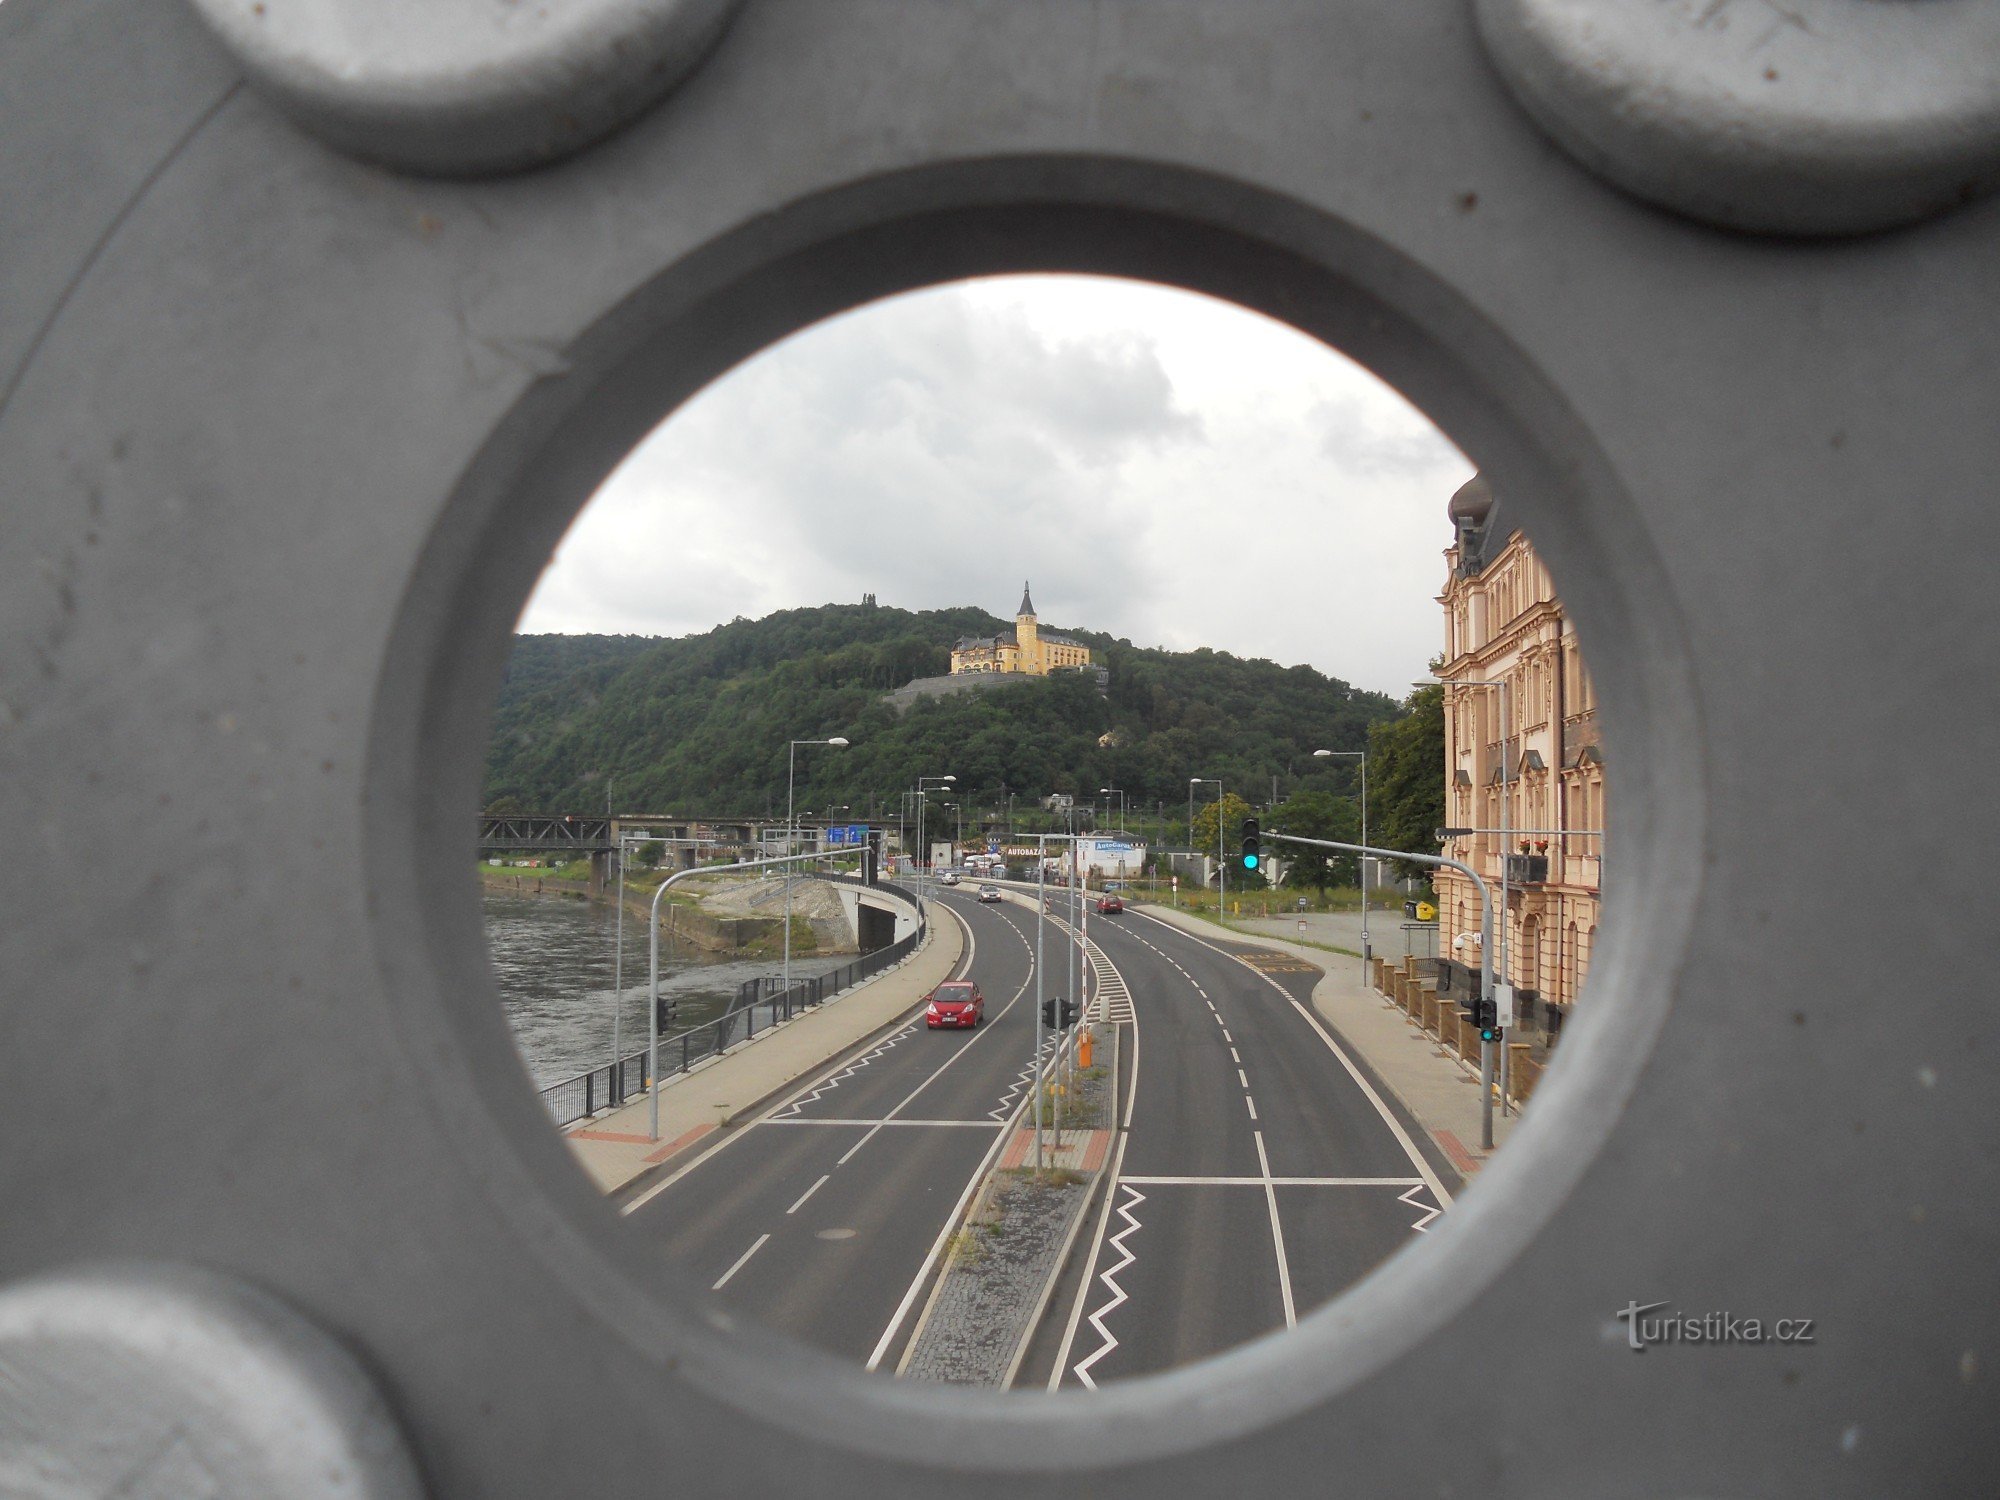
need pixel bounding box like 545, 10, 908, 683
589, 848, 612, 898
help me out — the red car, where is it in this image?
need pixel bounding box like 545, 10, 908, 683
1096, 894, 1124, 915
925, 980, 985, 1029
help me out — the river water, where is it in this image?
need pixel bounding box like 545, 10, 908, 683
484, 891, 848, 1090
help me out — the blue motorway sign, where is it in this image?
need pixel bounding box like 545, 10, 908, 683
825, 824, 871, 847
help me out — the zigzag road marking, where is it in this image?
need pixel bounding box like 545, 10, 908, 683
989, 1033, 1059, 1122
1399, 1182, 1442, 1233
768, 1022, 919, 1120
1071, 1183, 1147, 1390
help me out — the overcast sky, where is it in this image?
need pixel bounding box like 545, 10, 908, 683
519, 275, 1473, 699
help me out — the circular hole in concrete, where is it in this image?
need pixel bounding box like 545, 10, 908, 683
372, 169, 1695, 1470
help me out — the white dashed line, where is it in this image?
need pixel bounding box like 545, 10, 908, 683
712, 1233, 770, 1290
1237, 1069, 1249, 1089
1245, 1096, 1258, 1121
787, 1175, 830, 1214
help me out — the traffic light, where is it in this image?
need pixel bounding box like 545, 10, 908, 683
1472, 997, 1500, 1043
1041, 996, 1080, 1029
655, 995, 677, 1031
1240, 817, 1261, 873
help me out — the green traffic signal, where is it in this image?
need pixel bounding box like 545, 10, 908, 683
1240, 817, 1261, 872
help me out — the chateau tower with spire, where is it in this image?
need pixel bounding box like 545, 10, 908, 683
947, 582, 1093, 677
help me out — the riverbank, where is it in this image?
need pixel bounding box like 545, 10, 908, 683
476, 865, 835, 959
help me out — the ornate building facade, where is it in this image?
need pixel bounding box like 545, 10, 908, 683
949, 583, 1093, 676
1434, 474, 1604, 1031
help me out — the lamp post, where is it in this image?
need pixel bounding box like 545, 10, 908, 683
915, 774, 956, 910
1434, 674, 1514, 1115
649, 848, 846, 1140
1098, 786, 1126, 834
1314, 749, 1370, 976
1191, 777, 1224, 915
611, 826, 657, 1091
785, 736, 849, 1002
1435, 675, 1512, 996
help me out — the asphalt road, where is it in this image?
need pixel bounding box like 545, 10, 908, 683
1041, 906, 1460, 1388
621, 890, 1069, 1368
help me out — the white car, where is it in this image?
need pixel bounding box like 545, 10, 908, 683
940, 872, 960, 886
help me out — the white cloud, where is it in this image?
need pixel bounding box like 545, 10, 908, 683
518, 274, 1473, 696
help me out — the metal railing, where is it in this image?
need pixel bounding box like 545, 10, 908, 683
538, 889, 926, 1128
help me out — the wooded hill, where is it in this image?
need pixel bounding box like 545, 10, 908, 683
483, 601, 1415, 826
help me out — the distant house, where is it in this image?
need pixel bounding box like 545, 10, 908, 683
949, 583, 1093, 677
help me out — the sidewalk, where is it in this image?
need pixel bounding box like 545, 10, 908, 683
562, 912, 966, 1197
1131, 903, 1518, 1178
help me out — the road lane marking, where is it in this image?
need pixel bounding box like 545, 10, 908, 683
1070, 1183, 1148, 1390
1254, 1132, 1297, 1329
834, 909, 1044, 1165
1120, 1184, 1432, 1192
1285, 1000, 1453, 1210
787, 1174, 830, 1214
1399, 1183, 1443, 1232
1230, 1048, 1240, 1063
712, 1233, 769, 1290
1237, 1069, 1249, 1089
625, 899, 990, 1217
1126, 908, 1456, 1212
871, 915, 1112, 1374
765, 1118, 1004, 1128
1245, 1095, 1258, 1121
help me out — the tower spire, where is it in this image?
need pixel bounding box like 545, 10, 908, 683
1018, 580, 1035, 618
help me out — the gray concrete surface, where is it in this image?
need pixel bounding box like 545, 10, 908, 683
6, 1, 1997, 1495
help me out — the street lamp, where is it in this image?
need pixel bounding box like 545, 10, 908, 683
915, 774, 955, 909
785, 736, 849, 1001
1191, 777, 1224, 914
1433, 674, 1515, 1113
1314, 749, 1370, 975
1432, 675, 1512, 993
1098, 786, 1126, 834
610, 825, 659, 1094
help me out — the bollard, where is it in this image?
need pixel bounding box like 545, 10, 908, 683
1078, 1028, 1093, 1070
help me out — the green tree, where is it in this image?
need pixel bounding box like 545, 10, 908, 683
1272, 789, 1359, 893
636, 840, 665, 867
1367, 683, 1446, 879
1190, 791, 1254, 866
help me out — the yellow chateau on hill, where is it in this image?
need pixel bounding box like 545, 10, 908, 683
949, 583, 1093, 676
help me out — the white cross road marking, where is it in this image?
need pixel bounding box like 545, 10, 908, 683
764, 1118, 1004, 1128
1119, 1175, 1426, 1187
